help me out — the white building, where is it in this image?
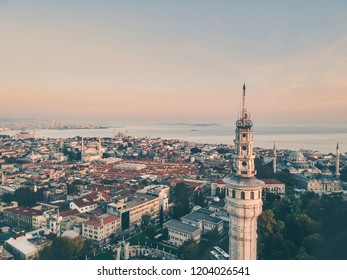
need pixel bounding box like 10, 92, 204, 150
69, 195, 98, 213
82, 214, 120, 243
4, 229, 51, 260
163, 219, 201, 247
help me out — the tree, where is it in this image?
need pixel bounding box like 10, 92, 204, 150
302, 233, 327, 259
11, 187, 44, 207
3, 156, 17, 164
205, 227, 219, 246
340, 167, 347, 182
257, 209, 286, 259
285, 213, 317, 246
141, 214, 151, 230
254, 158, 273, 179
177, 239, 199, 260
39, 236, 85, 260
190, 147, 201, 154
172, 183, 192, 219
217, 148, 230, 154
1, 193, 14, 203
193, 191, 205, 206
67, 184, 78, 195
295, 247, 312, 260
146, 224, 157, 239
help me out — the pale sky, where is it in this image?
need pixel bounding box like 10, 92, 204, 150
1, 1, 347, 125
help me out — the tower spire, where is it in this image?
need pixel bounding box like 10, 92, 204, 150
242, 83, 246, 117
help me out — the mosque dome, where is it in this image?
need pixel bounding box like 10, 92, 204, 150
288, 151, 306, 162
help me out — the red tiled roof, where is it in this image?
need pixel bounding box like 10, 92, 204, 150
60, 209, 79, 218
99, 191, 112, 200
84, 215, 119, 227
72, 195, 97, 208
5, 207, 42, 217
117, 189, 133, 195
260, 179, 284, 185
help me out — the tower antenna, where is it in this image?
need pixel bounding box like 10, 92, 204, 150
242, 83, 246, 117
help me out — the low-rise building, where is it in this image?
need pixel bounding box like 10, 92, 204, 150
82, 214, 120, 244
163, 219, 201, 247
181, 208, 224, 234
70, 195, 98, 213
295, 175, 343, 193
3, 207, 43, 230
4, 230, 52, 260
260, 179, 286, 196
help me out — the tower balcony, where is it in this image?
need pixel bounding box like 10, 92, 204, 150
236, 119, 253, 129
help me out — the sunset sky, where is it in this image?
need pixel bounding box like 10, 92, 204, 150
1, 1, 347, 125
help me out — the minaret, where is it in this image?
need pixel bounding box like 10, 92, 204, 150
273, 142, 277, 174
223, 84, 264, 260
336, 142, 340, 177
81, 137, 84, 161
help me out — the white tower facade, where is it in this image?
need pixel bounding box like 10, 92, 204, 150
223, 84, 264, 260
336, 142, 340, 177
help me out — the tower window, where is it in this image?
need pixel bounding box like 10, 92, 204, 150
242, 146, 247, 151
241, 191, 245, 200
258, 191, 261, 199
242, 133, 247, 138
232, 190, 235, 198
251, 192, 254, 200
242, 161, 247, 167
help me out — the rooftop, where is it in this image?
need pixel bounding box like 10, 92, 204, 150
4, 207, 42, 217
164, 219, 200, 235
260, 179, 284, 185
84, 214, 119, 227
182, 208, 222, 224
223, 175, 265, 188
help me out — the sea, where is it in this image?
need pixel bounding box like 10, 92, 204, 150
4, 124, 347, 154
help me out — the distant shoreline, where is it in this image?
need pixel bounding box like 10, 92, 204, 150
157, 122, 221, 127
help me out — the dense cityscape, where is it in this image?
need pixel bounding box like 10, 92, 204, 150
1, 1, 347, 268
1, 115, 346, 260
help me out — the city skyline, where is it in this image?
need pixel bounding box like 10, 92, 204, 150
1, 1, 347, 125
